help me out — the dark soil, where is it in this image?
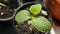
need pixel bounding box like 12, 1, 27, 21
16, 22, 50, 34
0, 6, 15, 19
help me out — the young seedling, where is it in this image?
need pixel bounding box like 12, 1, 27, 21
15, 4, 51, 34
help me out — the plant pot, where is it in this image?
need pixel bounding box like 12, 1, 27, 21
21, 0, 44, 5
15, 2, 52, 34
21, 0, 35, 3
0, 5, 16, 22
0, 4, 18, 34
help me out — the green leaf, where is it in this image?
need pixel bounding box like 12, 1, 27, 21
32, 16, 51, 33
0, 3, 7, 7
29, 4, 42, 15
15, 10, 31, 23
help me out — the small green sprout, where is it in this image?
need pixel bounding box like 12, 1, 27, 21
15, 4, 51, 33
0, 3, 7, 7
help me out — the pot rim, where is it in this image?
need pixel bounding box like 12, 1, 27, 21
16, 2, 39, 11
0, 10, 16, 21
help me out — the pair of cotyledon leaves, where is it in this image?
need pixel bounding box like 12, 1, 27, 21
15, 4, 51, 33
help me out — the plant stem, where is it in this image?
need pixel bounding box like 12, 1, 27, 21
45, 32, 48, 34
17, 0, 23, 6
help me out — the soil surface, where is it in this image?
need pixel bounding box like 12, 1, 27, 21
16, 21, 50, 34
0, 6, 15, 19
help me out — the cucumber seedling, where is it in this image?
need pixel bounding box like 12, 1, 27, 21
15, 4, 51, 34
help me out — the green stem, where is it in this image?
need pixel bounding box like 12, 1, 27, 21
0, 3, 7, 7
45, 32, 48, 34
